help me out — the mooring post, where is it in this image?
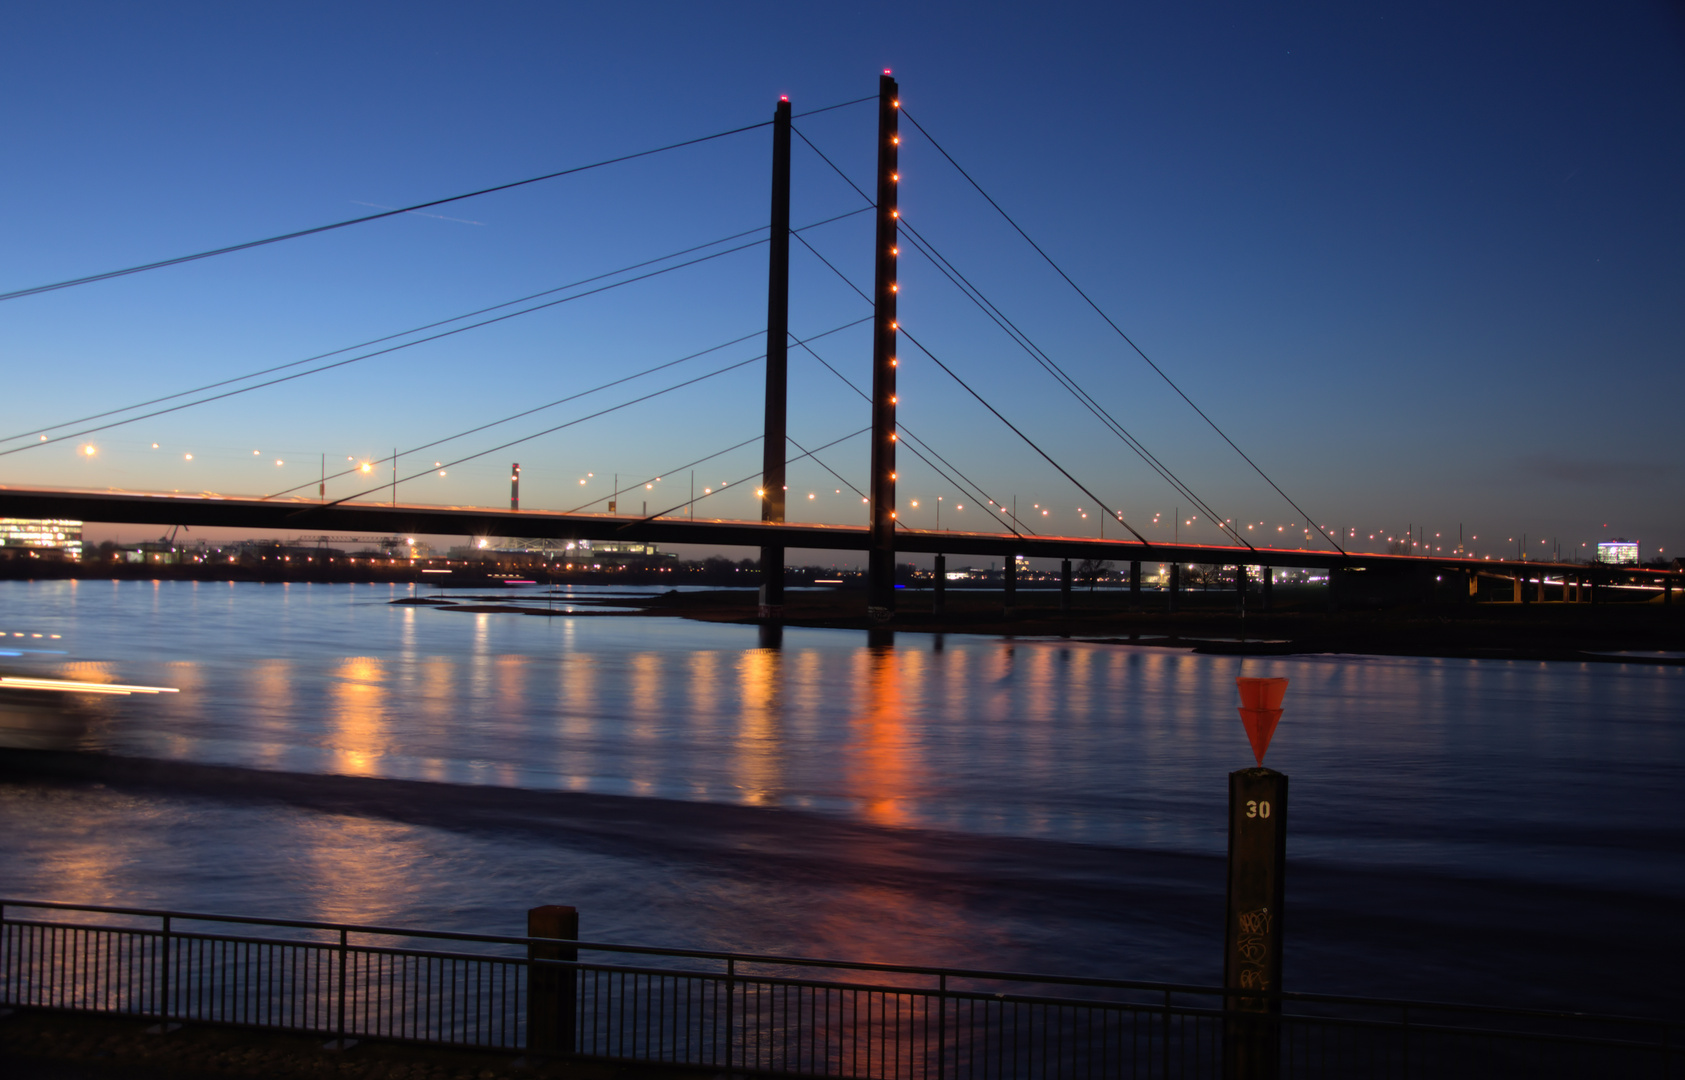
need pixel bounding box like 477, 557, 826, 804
1060, 558, 1073, 614
1003, 556, 1017, 617
866, 72, 901, 621
1129, 560, 1141, 611
759, 96, 792, 620
527, 905, 578, 1058
933, 554, 946, 615
1224, 767, 1288, 1080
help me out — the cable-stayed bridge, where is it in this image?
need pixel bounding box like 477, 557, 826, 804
1, 75, 1674, 613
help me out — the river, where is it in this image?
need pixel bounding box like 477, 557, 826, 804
0, 579, 1678, 1017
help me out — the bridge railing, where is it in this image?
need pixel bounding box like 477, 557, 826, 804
2, 900, 1677, 1079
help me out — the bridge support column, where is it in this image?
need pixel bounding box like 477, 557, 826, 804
865, 73, 901, 621
1537, 574, 1546, 604
1235, 564, 1248, 613
1263, 567, 1273, 611
758, 96, 792, 621
933, 554, 946, 615
1003, 557, 1017, 616
1129, 560, 1141, 610
1512, 574, 1523, 603
1168, 563, 1180, 614
1060, 558, 1072, 614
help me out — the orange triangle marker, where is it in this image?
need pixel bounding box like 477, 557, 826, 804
1236, 677, 1289, 764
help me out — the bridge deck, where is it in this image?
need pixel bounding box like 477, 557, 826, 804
0, 484, 1666, 577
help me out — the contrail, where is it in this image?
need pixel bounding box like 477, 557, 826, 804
350, 201, 484, 225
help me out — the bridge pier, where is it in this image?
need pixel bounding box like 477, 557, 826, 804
1003, 556, 1017, 617
1537, 573, 1546, 604
1129, 560, 1141, 610
1263, 566, 1273, 611
1512, 573, 1524, 604
934, 554, 946, 615
1060, 558, 1072, 614
1235, 564, 1248, 613
1167, 562, 1180, 614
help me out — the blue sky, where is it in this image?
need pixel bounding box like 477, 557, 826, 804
3, 2, 1681, 561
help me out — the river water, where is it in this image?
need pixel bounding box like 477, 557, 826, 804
0, 579, 1679, 1016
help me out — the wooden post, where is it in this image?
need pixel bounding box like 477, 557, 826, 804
527, 905, 578, 1057
1224, 768, 1287, 1080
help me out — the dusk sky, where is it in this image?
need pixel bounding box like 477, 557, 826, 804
3, 2, 1680, 562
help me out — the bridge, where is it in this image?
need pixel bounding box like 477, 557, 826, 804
1, 75, 1675, 612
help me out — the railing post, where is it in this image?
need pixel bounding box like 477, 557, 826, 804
1161, 988, 1171, 1080
526, 905, 578, 1058
160, 914, 171, 1024
145, 914, 180, 1034
936, 972, 947, 1080
1400, 1003, 1410, 1079
724, 955, 736, 1077
336, 928, 348, 1045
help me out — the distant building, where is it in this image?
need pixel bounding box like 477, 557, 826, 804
1597, 539, 1639, 565
450, 537, 670, 569
0, 518, 83, 559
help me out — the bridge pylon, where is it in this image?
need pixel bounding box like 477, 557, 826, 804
758, 95, 792, 620
866, 72, 900, 620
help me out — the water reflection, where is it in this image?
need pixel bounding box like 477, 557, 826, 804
328, 656, 389, 776
735, 647, 783, 805
0, 580, 1679, 886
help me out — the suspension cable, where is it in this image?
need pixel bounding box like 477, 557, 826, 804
267, 316, 870, 501
898, 106, 1343, 555
3, 238, 773, 460
1, 96, 874, 304
301, 356, 765, 512
6, 206, 870, 450
628, 427, 872, 525
899, 326, 1150, 545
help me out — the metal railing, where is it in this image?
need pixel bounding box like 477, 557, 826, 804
1, 900, 1676, 1078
